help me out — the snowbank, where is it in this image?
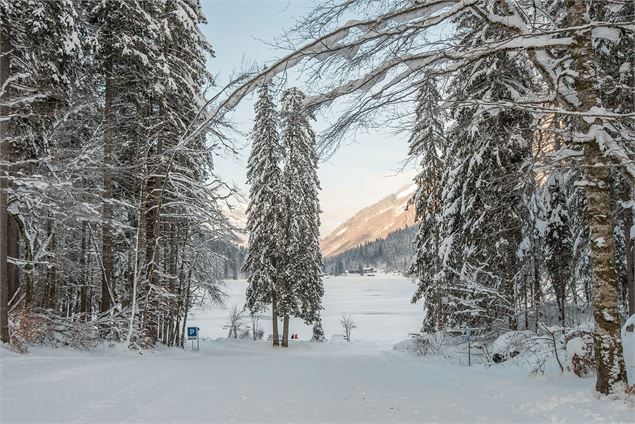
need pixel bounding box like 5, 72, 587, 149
622, 314, 635, 385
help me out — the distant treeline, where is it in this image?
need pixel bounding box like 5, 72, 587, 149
323, 226, 417, 275
217, 242, 247, 281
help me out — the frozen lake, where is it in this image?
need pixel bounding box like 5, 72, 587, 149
189, 274, 423, 344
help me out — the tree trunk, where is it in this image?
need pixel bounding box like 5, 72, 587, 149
281, 315, 289, 347
143, 104, 163, 345
180, 266, 193, 349
7, 214, 18, 304
436, 293, 443, 331
0, 27, 10, 343
505, 251, 517, 330
167, 224, 178, 346
557, 280, 566, 327
101, 54, 114, 314
174, 234, 186, 348
23, 232, 33, 307
566, 0, 627, 395
533, 246, 541, 333
44, 218, 57, 310
625, 186, 634, 316
586, 141, 628, 394
271, 290, 279, 347
523, 277, 529, 331
434, 229, 444, 331
79, 222, 88, 318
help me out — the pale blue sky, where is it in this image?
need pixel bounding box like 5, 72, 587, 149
200, 0, 417, 234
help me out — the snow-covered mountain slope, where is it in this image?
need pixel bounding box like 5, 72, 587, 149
321, 184, 416, 257
222, 193, 248, 246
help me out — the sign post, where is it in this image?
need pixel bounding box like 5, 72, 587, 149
187, 326, 199, 351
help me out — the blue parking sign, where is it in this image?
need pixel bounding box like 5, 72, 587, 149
187, 327, 199, 338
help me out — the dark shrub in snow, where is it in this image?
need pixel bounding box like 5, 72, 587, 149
312, 317, 325, 342
10, 309, 99, 353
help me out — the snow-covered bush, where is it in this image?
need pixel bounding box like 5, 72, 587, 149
9, 309, 52, 353
393, 338, 421, 354
9, 309, 100, 353
489, 330, 559, 374
253, 328, 265, 341
250, 315, 264, 341
565, 328, 595, 377
622, 315, 635, 385
225, 306, 247, 339
393, 333, 447, 357
492, 331, 535, 363
515, 336, 557, 375
340, 315, 356, 342
415, 333, 445, 356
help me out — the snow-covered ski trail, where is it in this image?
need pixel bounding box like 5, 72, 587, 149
1, 338, 631, 423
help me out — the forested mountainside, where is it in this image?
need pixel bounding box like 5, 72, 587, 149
324, 226, 417, 275
321, 185, 416, 257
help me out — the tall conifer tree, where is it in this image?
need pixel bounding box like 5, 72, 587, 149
409, 79, 446, 333
244, 80, 284, 346
279, 87, 323, 347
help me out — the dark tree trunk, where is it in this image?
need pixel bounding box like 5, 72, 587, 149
505, 251, 517, 330
79, 222, 88, 318
180, 267, 193, 349
143, 104, 163, 345
0, 27, 10, 343
174, 236, 186, 347
533, 252, 541, 333
271, 290, 279, 347
7, 214, 19, 304
523, 277, 529, 331
282, 315, 289, 347
434, 230, 444, 331
556, 277, 566, 327
23, 232, 33, 307
44, 218, 57, 310
624, 187, 634, 316
167, 224, 178, 346
101, 54, 114, 314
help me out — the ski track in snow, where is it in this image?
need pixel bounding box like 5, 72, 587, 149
1, 275, 632, 423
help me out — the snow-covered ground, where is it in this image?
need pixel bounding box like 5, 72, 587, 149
1, 275, 632, 423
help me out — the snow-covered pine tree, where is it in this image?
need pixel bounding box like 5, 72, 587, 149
243, 79, 284, 347
408, 78, 446, 333
437, 11, 535, 334
312, 314, 325, 342
516, 184, 546, 332
0, 0, 231, 351
138, 0, 219, 347
543, 172, 574, 327
279, 87, 323, 347
1, 0, 83, 341
88, 0, 162, 344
